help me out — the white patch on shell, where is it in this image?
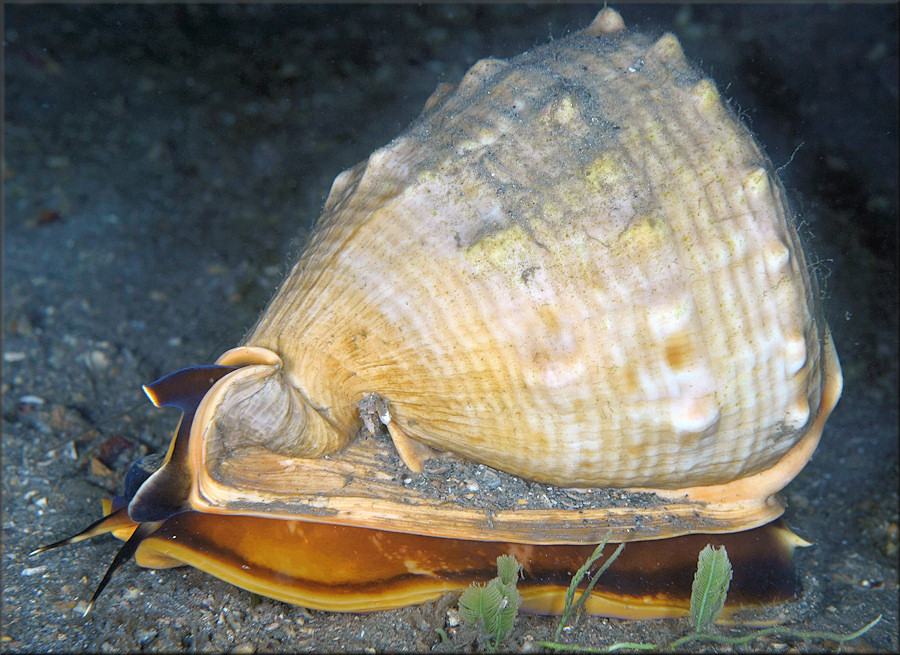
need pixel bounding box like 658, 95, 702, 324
784, 333, 808, 375
763, 239, 791, 274
645, 297, 693, 340
533, 352, 588, 390
670, 396, 720, 434
784, 398, 811, 429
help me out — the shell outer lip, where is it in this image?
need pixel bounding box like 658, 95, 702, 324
216, 345, 283, 368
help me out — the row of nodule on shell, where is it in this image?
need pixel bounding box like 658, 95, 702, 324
186, 7, 840, 513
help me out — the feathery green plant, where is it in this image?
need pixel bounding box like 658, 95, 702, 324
689, 544, 732, 633
458, 553, 523, 650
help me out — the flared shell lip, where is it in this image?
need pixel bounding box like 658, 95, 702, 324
184, 332, 841, 545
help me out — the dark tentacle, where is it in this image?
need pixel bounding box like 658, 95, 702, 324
29, 507, 133, 555
82, 519, 163, 615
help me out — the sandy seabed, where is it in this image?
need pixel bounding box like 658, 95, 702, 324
3, 5, 897, 652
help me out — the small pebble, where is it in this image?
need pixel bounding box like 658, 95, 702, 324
860, 579, 884, 589
481, 471, 502, 489
62, 441, 78, 460
90, 457, 113, 477
135, 628, 157, 645
21, 565, 48, 577
83, 350, 110, 372
520, 635, 540, 653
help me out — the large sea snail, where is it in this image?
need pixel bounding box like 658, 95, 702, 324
37, 8, 842, 620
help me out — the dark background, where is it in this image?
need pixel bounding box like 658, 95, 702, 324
3, 4, 897, 651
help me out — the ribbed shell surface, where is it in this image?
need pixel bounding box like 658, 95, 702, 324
231, 21, 826, 489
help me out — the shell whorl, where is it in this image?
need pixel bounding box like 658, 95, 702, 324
206, 9, 833, 490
